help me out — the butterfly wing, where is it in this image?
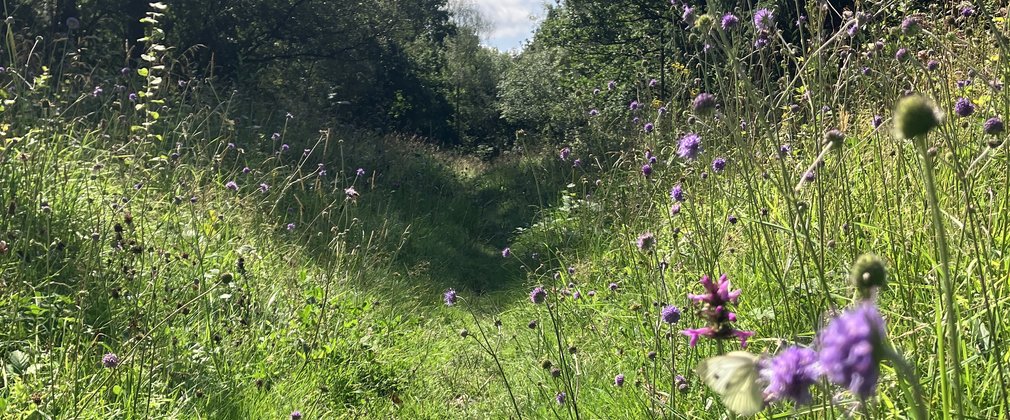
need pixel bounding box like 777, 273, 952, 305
696, 351, 764, 416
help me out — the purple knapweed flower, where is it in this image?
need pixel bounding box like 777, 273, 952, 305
629, 100, 640, 111
761, 346, 820, 404
102, 353, 120, 368
712, 157, 726, 172
817, 303, 886, 398
721, 13, 739, 30
661, 305, 681, 324
677, 133, 703, 160
954, 97, 975, 117
444, 289, 458, 306
754, 8, 774, 31
984, 117, 1005, 135
530, 287, 546, 304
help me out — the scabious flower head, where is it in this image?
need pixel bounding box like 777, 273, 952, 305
954, 97, 975, 117
641, 163, 653, 177
894, 94, 942, 139
644, 122, 654, 133
778, 144, 791, 158
895, 48, 908, 61
670, 203, 681, 216
927, 60, 939, 71
720, 13, 739, 30
259, 183, 269, 193
290, 411, 302, 420
961, 5, 974, 17
530, 286, 547, 304
984, 117, 1005, 135
681, 6, 696, 25
649, 78, 658, 88
615, 374, 625, 387
502, 247, 511, 258
661, 305, 681, 324
956, 79, 972, 89
344, 186, 359, 201
629, 100, 640, 111
900, 16, 920, 35
443, 289, 458, 306
824, 129, 845, 150
711, 157, 726, 172
102, 353, 120, 368
286, 223, 296, 231
589, 109, 599, 117
560, 147, 571, 161
271, 132, 281, 141
804, 170, 816, 182
670, 184, 685, 202
128, 92, 138, 102
677, 133, 703, 160
608, 80, 616, 90
636, 232, 656, 251
754, 8, 774, 31
675, 375, 689, 392
555, 392, 566, 405
692, 93, 717, 115
872, 115, 884, 129
817, 303, 886, 398
761, 346, 820, 404
356, 168, 366, 176
225, 181, 238, 191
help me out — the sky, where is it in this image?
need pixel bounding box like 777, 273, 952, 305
472, 0, 546, 51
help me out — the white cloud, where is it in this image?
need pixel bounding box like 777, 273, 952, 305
472, 0, 545, 50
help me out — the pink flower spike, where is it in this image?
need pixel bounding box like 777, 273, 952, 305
735, 330, 755, 348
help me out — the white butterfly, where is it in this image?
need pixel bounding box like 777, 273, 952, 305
696, 351, 765, 417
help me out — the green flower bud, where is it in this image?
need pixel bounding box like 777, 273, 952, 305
824, 129, 845, 150
850, 253, 887, 298
894, 94, 942, 140
695, 14, 714, 31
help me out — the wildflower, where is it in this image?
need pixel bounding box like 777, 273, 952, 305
850, 253, 887, 298
271, 132, 281, 141
817, 303, 886, 398
286, 223, 296, 231
956, 79, 972, 89
629, 100, 640, 111
589, 109, 599, 117
824, 129, 845, 150
225, 181, 238, 191
712, 157, 726, 172
528, 319, 538, 329
754, 33, 770, 49
290, 411, 303, 420
761, 346, 820, 404
900, 16, 920, 35
677, 133, 703, 160
778, 144, 791, 158
608, 80, 616, 90
443, 289, 458, 306
670, 203, 681, 216
560, 147, 571, 161
658, 106, 667, 115
682, 6, 696, 25
550, 367, 561, 378
555, 392, 566, 405
649, 78, 658, 88
530, 286, 547, 304
720, 13, 739, 30
670, 184, 685, 201
683, 274, 752, 348
895, 48, 908, 61
280, 144, 290, 152
259, 183, 269, 193
573, 291, 581, 300
675, 375, 689, 392
804, 171, 816, 182
568, 266, 575, 275
615, 374, 625, 387
593, 88, 600, 95
102, 353, 120, 368
502, 247, 511, 258
644, 123, 654, 133
344, 186, 359, 201
692, 93, 717, 116
754, 8, 774, 31
927, 60, 939, 71
984, 117, 1005, 135
609, 282, 618, 291
954, 98, 975, 117
894, 94, 942, 139
356, 168, 366, 176
661, 305, 681, 324
242, 167, 251, 174
573, 158, 582, 167
128, 92, 138, 102
728, 214, 738, 224
872, 115, 884, 129
637, 232, 656, 251
92, 86, 103, 97
641, 163, 653, 177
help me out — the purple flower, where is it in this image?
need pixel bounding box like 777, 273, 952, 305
259, 183, 269, 193
692, 93, 717, 115
629, 100, 640, 111
761, 346, 820, 404
649, 78, 658, 88
242, 167, 251, 174
675, 375, 689, 392
637, 232, 656, 251
711, 157, 726, 172
530, 286, 546, 304
687, 274, 741, 307
609, 282, 618, 291
670, 184, 685, 201
677, 133, 702, 160
128, 92, 138, 102
572, 158, 582, 167
721, 13, 739, 30
682, 274, 752, 348
290, 411, 303, 420
271, 132, 281, 141
961, 6, 974, 17
344, 186, 359, 200
927, 60, 939, 71
641, 163, 653, 177
804, 170, 816, 182
92, 86, 103, 97
954, 98, 975, 117
956, 79, 972, 89
608, 80, 616, 90
280, 144, 290, 152
984, 117, 1005, 135
872, 115, 884, 129
817, 303, 886, 398
778, 144, 791, 158
356, 168, 366, 176
286, 223, 296, 231
502, 247, 511, 258
443, 289, 458, 306
754, 33, 770, 49
560, 147, 571, 161
225, 181, 238, 191
644, 122, 654, 133
658, 106, 667, 115
670, 203, 681, 216
900, 16, 920, 35
615, 374, 625, 387
728, 214, 738, 224
681, 6, 695, 25
661, 305, 681, 324
754, 8, 774, 31
555, 392, 566, 405
895, 48, 908, 61
589, 109, 599, 116
102, 353, 120, 368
